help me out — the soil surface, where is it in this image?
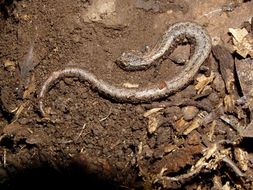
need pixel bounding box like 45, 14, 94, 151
0, 0, 253, 189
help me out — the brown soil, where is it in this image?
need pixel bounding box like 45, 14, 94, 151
0, 0, 253, 189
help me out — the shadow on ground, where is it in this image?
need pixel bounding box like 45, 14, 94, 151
0, 162, 130, 190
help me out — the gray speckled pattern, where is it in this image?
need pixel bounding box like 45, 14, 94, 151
39, 22, 211, 116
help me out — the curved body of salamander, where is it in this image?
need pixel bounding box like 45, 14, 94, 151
39, 21, 211, 116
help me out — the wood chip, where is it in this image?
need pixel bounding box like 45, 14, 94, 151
234, 147, 248, 172
229, 27, 253, 58
222, 182, 231, 190
195, 72, 215, 94
3, 59, 15, 71
183, 111, 208, 135
147, 115, 159, 134
143, 108, 164, 117
223, 94, 235, 113
229, 28, 248, 43
143, 108, 164, 134
240, 121, 253, 138
212, 45, 235, 94
23, 74, 36, 99
122, 82, 139, 88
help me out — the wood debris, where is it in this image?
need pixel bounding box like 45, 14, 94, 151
183, 111, 208, 135
143, 108, 164, 134
122, 82, 139, 88
212, 45, 235, 94
3, 59, 15, 71
195, 72, 215, 94
229, 27, 253, 57
234, 147, 248, 172
235, 58, 253, 114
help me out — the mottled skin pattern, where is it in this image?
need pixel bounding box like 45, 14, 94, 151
39, 22, 211, 116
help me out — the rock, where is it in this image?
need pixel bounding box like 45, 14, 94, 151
142, 144, 153, 158
81, 0, 127, 28
208, 92, 220, 105
182, 106, 199, 121
212, 73, 225, 93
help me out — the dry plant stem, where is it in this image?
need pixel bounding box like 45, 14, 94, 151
39, 22, 211, 116
222, 156, 244, 177
74, 123, 87, 142
3, 149, 7, 168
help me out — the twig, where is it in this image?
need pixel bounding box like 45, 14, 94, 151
75, 123, 87, 141
99, 107, 112, 122
220, 115, 241, 133
3, 149, 7, 168
202, 8, 222, 18
222, 156, 244, 177
57, 123, 87, 144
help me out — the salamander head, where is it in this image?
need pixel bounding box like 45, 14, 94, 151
116, 52, 145, 71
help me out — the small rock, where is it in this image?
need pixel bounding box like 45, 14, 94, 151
135, 0, 160, 12
19, 118, 29, 125
72, 34, 81, 43
186, 131, 200, 145
164, 106, 182, 121
212, 73, 225, 93
182, 85, 197, 98
208, 92, 220, 105
0, 167, 8, 183
211, 36, 222, 46
135, 105, 145, 114
26, 134, 43, 145
182, 106, 199, 121
164, 144, 177, 153
142, 145, 153, 158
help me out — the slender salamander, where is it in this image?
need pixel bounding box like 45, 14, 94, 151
39, 21, 211, 116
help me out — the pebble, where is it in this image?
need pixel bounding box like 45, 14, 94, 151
208, 92, 220, 105
182, 106, 199, 121
212, 74, 225, 93
142, 145, 153, 158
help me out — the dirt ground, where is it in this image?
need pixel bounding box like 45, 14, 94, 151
0, 0, 253, 189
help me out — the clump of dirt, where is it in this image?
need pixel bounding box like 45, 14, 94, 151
1, 0, 253, 189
